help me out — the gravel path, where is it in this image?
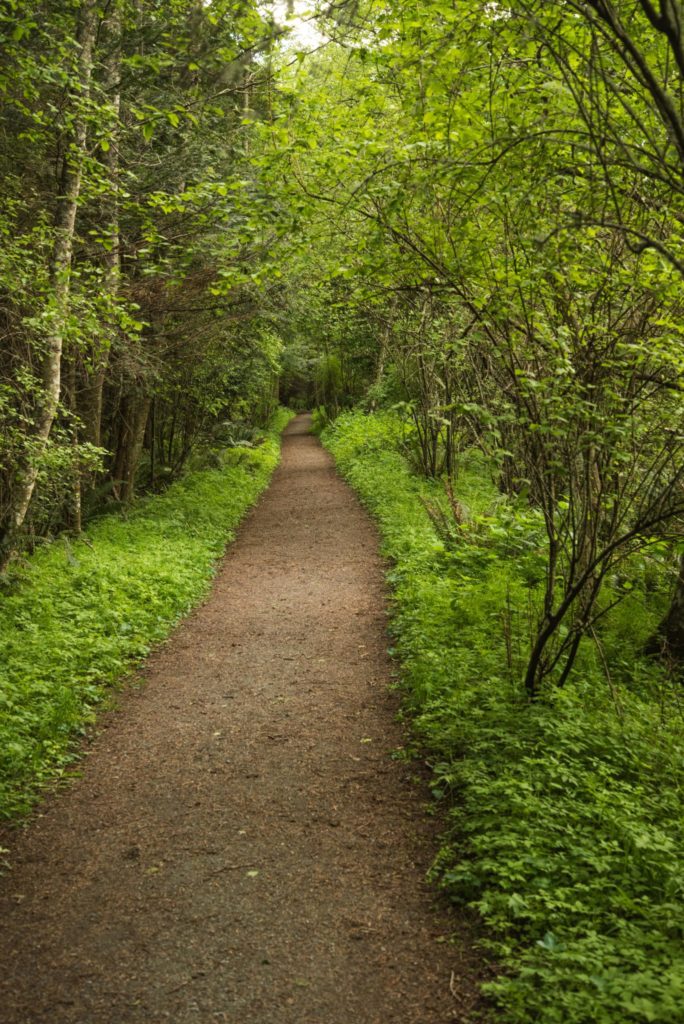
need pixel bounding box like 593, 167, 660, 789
0, 415, 483, 1024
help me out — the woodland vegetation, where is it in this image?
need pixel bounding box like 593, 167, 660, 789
1, 2, 684, 1022
0, 0, 283, 568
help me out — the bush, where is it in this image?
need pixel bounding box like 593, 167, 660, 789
323, 409, 684, 1024
310, 405, 330, 435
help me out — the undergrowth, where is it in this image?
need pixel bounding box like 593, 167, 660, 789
0, 409, 292, 822
323, 409, 684, 1024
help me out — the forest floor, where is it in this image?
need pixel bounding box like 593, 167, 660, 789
0, 414, 485, 1024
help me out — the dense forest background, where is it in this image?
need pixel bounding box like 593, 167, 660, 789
2, 2, 684, 1022
0, 0, 285, 565
2, 0, 684, 672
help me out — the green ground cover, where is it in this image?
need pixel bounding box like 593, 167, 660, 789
0, 409, 292, 822
323, 409, 684, 1024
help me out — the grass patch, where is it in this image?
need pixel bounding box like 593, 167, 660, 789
0, 409, 292, 821
323, 409, 684, 1024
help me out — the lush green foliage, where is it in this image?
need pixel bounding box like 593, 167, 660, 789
0, 0, 286, 562
3, 2, 684, 1016
0, 409, 291, 821
262, 0, 684, 687
324, 409, 684, 1024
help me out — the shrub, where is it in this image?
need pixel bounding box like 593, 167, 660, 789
323, 409, 684, 1024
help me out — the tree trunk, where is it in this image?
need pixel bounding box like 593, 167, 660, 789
66, 355, 82, 534
0, 0, 97, 569
644, 555, 684, 663
111, 393, 151, 502
81, 4, 121, 454
369, 321, 389, 413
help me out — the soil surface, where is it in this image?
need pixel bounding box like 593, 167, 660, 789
0, 415, 484, 1024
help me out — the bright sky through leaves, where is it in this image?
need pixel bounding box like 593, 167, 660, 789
271, 1, 326, 48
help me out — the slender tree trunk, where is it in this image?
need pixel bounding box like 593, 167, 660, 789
0, 0, 97, 569
81, 4, 121, 454
66, 355, 82, 534
111, 392, 151, 502
149, 398, 156, 489
369, 319, 390, 413
167, 406, 177, 465
645, 554, 684, 663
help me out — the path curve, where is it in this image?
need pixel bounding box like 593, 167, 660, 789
0, 415, 481, 1024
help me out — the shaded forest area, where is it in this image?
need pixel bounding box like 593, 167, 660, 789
0, 0, 284, 568
2, 2, 684, 1022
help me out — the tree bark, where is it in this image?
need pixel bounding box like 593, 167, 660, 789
644, 554, 684, 663
81, 3, 121, 453
66, 355, 83, 534
111, 392, 151, 502
369, 319, 390, 413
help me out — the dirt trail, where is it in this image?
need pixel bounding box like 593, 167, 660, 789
0, 415, 482, 1024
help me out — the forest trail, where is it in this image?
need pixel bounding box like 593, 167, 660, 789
0, 415, 482, 1024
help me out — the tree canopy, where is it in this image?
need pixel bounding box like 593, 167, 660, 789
2, 0, 683, 667
2, 3, 684, 1021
